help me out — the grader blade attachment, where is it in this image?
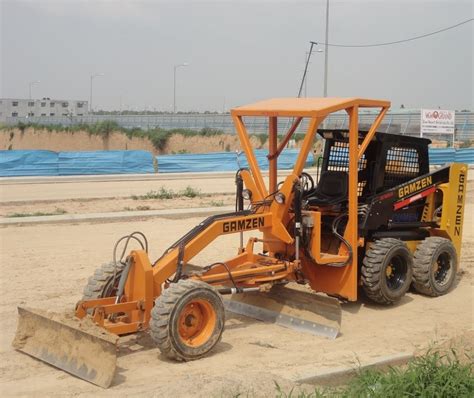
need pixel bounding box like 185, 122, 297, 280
13, 307, 118, 388
224, 285, 341, 339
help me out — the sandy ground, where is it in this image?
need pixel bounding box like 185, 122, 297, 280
0, 195, 472, 396
0, 170, 298, 203
0, 177, 237, 202
0, 194, 235, 217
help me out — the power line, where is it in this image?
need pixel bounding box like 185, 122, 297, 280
311, 18, 473, 48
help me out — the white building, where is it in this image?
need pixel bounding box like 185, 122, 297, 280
0, 98, 89, 122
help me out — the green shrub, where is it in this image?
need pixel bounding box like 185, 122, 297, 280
7, 208, 67, 218
131, 186, 201, 200
181, 186, 201, 198
274, 351, 474, 398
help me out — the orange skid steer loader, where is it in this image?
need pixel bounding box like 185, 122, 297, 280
14, 98, 468, 388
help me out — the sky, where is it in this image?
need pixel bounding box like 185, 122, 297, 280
0, 0, 473, 112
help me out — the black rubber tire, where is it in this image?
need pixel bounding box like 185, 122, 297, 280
412, 237, 457, 297
82, 261, 125, 300
150, 279, 225, 361
361, 238, 413, 305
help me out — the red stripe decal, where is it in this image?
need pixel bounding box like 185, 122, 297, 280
394, 186, 436, 211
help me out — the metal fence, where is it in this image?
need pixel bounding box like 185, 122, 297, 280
5, 110, 474, 142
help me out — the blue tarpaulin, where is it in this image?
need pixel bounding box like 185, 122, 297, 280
58, 151, 154, 175
1, 147, 472, 177
0, 150, 154, 176
0, 150, 58, 176
454, 148, 474, 164
429, 148, 474, 165
156, 149, 313, 173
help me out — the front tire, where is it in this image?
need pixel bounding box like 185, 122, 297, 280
361, 238, 413, 305
82, 261, 125, 300
412, 237, 457, 297
150, 279, 225, 361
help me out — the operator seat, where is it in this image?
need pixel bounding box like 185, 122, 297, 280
306, 171, 348, 206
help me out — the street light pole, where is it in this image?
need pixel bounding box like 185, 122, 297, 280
304, 49, 323, 97
28, 80, 40, 100
173, 63, 188, 113
323, 0, 330, 97
90, 73, 104, 113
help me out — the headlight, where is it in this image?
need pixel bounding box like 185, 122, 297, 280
242, 189, 252, 200
275, 192, 286, 204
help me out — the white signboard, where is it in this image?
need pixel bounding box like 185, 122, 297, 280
420, 109, 455, 136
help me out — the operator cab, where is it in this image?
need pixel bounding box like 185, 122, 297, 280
303, 129, 431, 208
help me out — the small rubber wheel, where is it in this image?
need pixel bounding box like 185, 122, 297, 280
361, 238, 413, 305
82, 261, 125, 300
412, 237, 457, 297
150, 279, 225, 361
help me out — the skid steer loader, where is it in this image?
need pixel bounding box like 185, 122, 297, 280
14, 98, 468, 388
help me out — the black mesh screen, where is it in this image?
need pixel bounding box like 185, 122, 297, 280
384, 146, 420, 189
326, 141, 367, 196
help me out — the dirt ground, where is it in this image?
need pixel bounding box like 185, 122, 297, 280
0, 192, 472, 397
0, 193, 235, 217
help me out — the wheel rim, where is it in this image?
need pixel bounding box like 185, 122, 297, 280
385, 255, 407, 291
433, 252, 453, 287
178, 299, 216, 347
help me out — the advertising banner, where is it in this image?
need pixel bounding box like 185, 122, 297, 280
420, 109, 455, 136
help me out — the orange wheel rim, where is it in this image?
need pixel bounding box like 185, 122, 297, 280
178, 299, 216, 347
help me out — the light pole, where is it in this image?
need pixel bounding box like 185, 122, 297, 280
173, 63, 188, 113
323, 0, 330, 97
304, 49, 323, 97
29, 80, 40, 100
90, 73, 104, 113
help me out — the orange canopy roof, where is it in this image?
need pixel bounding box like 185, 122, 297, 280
231, 97, 390, 117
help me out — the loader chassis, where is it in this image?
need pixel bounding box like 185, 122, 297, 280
14, 97, 468, 387
72, 98, 466, 333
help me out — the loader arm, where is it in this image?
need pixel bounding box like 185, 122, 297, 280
75, 206, 294, 335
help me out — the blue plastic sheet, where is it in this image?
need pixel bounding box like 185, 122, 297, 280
428, 148, 474, 165
0, 150, 58, 176
156, 149, 313, 173
455, 148, 474, 164
58, 151, 154, 175
0, 150, 154, 176
1, 148, 472, 177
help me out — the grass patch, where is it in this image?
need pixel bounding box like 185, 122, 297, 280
131, 186, 201, 200
208, 200, 225, 207
6, 208, 67, 218
274, 351, 474, 398
181, 186, 201, 198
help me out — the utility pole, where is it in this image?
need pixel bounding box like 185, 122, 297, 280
173, 63, 189, 113
323, 0, 330, 97
29, 81, 40, 100
90, 73, 104, 113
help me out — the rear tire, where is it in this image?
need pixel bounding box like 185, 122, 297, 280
82, 261, 125, 300
412, 237, 457, 297
361, 238, 413, 305
150, 279, 225, 361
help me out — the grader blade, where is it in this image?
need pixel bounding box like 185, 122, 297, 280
13, 307, 118, 388
224, 285, 341, 339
